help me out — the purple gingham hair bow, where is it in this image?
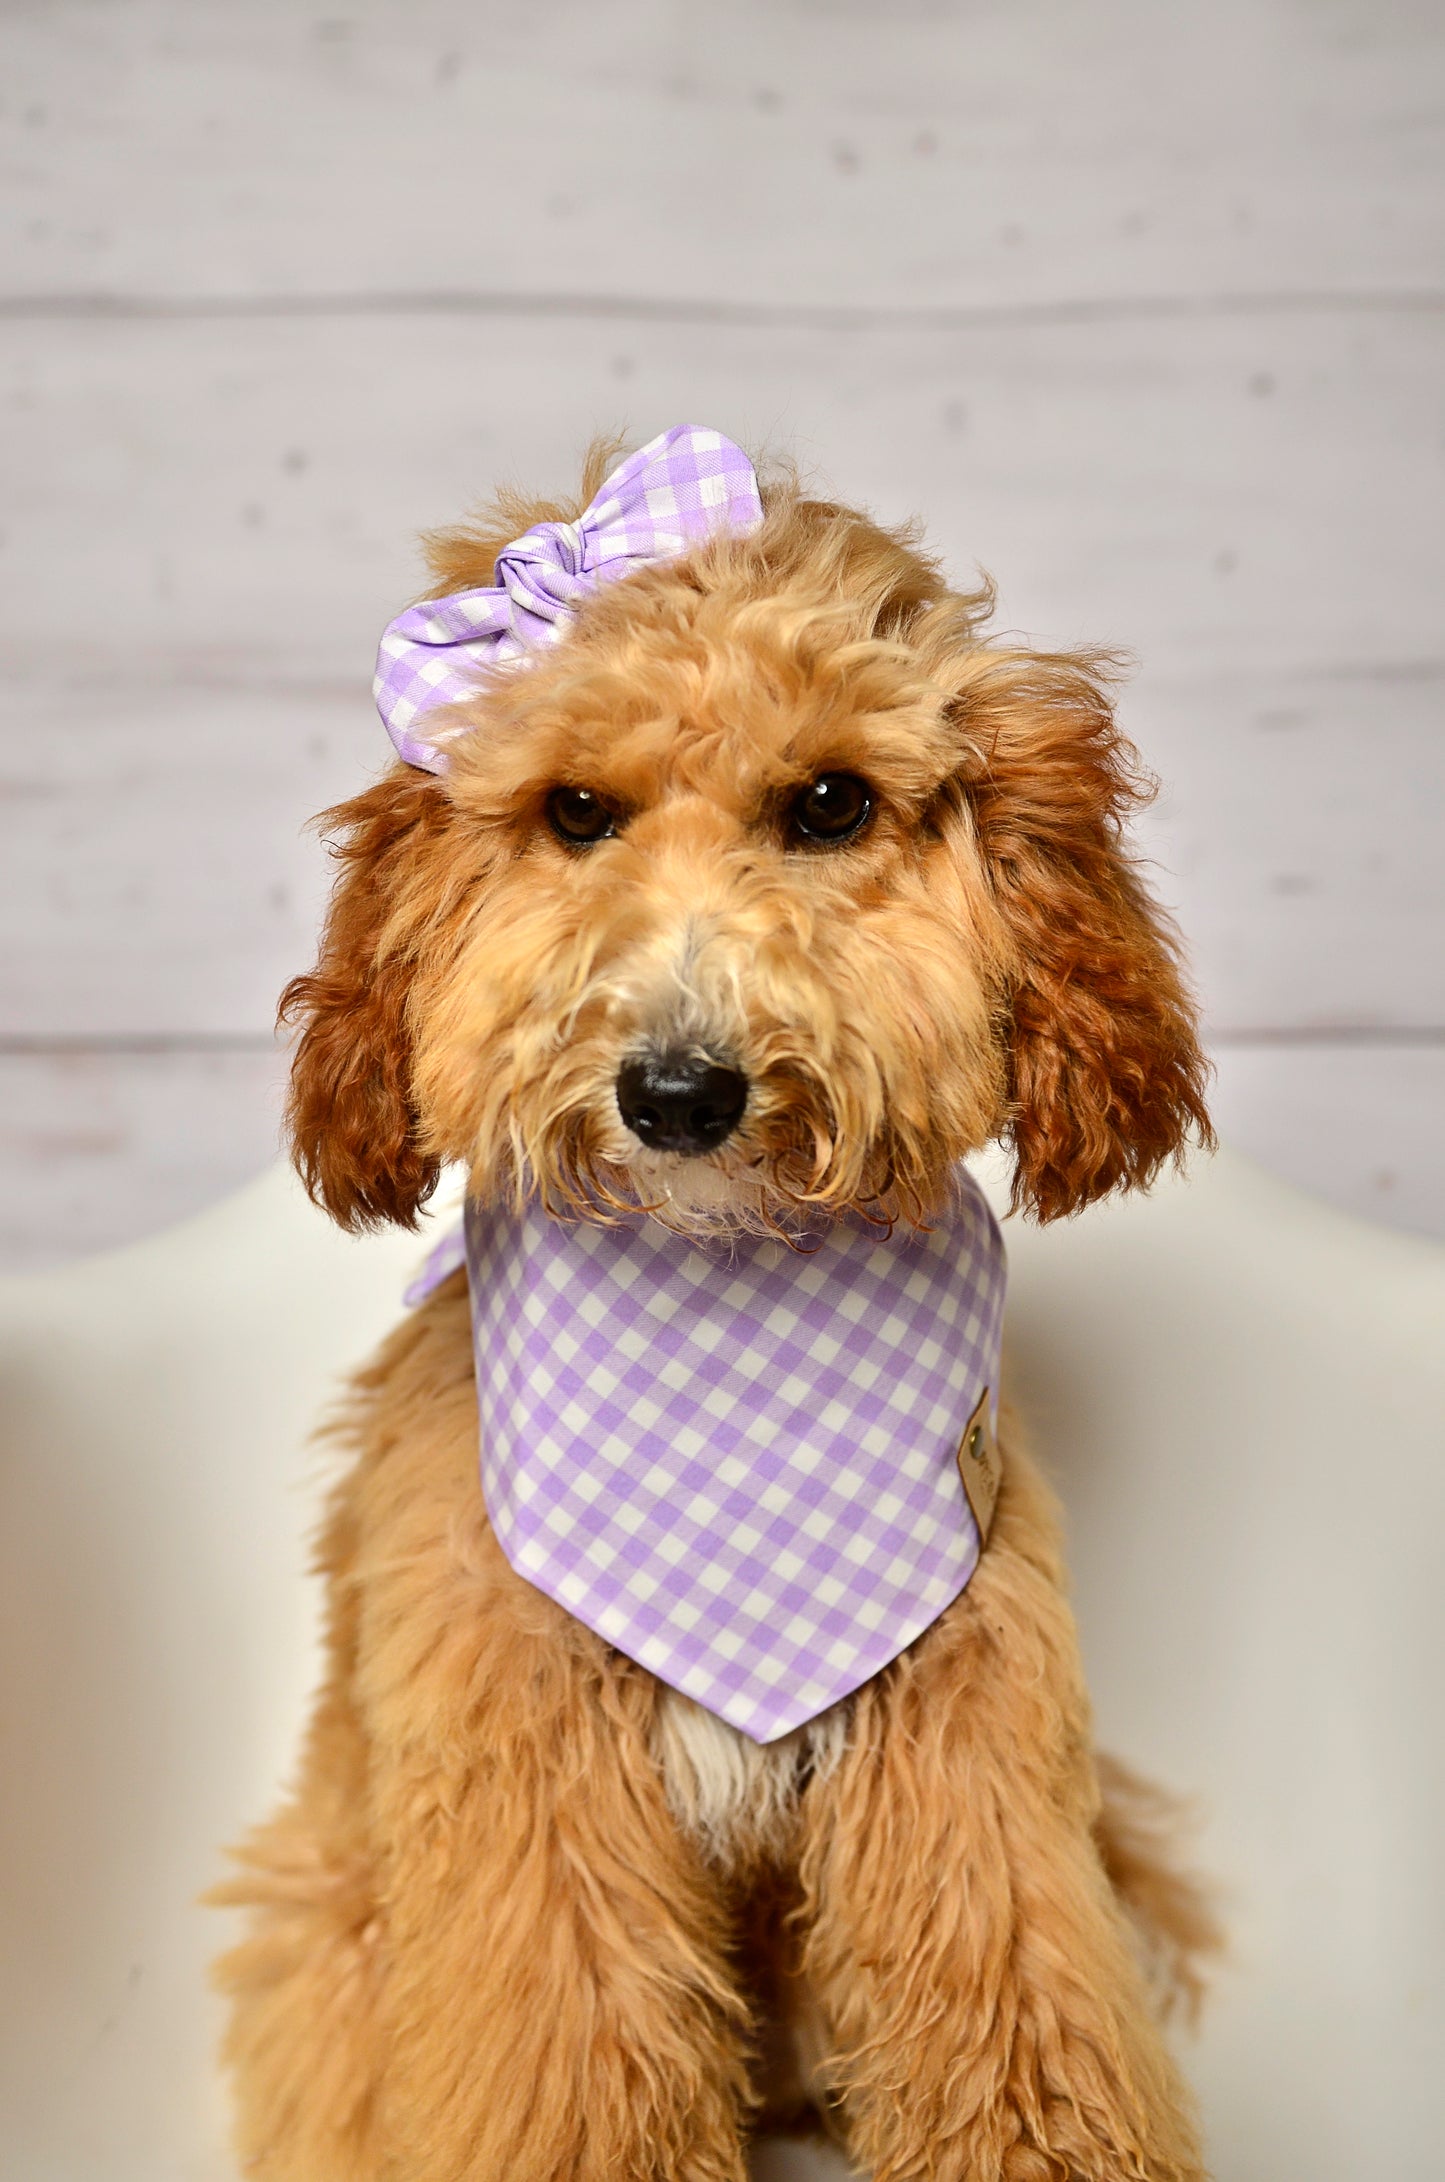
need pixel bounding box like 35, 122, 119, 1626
374, 424, 763, 772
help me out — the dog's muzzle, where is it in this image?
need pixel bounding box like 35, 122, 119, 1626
616, 1050, 748, 1156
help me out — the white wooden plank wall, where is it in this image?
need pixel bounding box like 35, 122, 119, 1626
2, 0, 1442, 1271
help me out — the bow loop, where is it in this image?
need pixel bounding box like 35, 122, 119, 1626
374, 426, 762, 774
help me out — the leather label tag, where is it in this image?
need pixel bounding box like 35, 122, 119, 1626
957, 1388, 1002, 1543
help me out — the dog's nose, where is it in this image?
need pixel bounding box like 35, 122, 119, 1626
615, 1051, 748, 1155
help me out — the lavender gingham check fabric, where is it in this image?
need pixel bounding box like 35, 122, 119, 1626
408, 1178, 1006, 1743
374, 424, 763, 771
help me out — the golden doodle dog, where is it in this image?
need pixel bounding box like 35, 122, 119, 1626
214, 426, 1217, 2181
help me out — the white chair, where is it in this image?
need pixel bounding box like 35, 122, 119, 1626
1, 1148, 1440, 2182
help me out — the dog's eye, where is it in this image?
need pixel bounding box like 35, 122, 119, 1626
789, 772, 873, 845
547, 786, 616, 846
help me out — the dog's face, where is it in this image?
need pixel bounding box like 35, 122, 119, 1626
285, 480, 1209, 1236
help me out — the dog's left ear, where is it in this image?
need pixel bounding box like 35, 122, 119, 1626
949, 645, 1213, 1221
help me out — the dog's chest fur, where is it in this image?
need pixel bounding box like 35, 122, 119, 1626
651, 1686, 849, 1860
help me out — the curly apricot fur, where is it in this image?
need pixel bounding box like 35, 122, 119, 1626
222, 440, 1218, 2182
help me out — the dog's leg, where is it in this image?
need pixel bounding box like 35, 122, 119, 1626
360, 1293, 753, 2182
365, 1568, 755, 2182
216, 1292, 753, 2181
796, 1430, 1207, 2182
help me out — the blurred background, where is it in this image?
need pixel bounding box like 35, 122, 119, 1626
2, 0, 1442, 1273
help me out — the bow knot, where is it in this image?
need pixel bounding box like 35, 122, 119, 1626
375, 426, 762, 773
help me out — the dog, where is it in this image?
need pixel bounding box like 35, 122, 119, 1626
213, 428, 1217, 2181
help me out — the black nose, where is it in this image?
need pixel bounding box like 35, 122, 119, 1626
615, 1051, 748, 1155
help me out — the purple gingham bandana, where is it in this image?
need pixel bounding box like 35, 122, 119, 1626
374, 424, 763, 771
407, 1178, 1007, 1743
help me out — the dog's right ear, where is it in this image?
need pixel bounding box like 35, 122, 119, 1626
279, 768, 448, 1232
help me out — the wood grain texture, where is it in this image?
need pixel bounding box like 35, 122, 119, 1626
0, 1046, 284, 1273
0, 0, 1441, 1263
1210, 1041, 1445, 1242
3, 0, 1442, 307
